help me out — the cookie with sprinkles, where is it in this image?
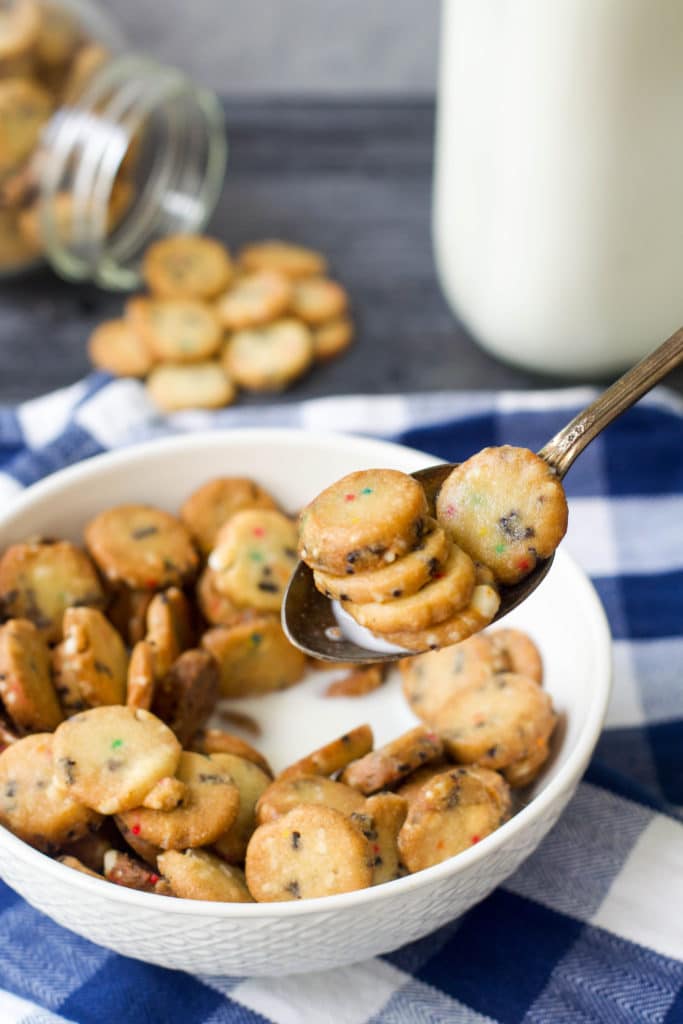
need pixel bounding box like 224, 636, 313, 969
276, 723, 373, 781
53, 705, 181, 815
208, 508, 298, 613
341, 725, 443, 796
52, 607, 128, 712
436, 446, 568, 586
117, 751, 239, 850
158, 849, 253, 902
313, 518, 449, 605
210, 752, 271, 863
0, 539, 105, 643
397, 766, 510, 872
486, 628, 543, 684
255, 774, 365, 826
379, 582, 500, 652
85, 504, 199, 591
299, 468, 430, 576
222, 318, 314, 392
196, 567, 259, 627
246, 804, 372, 902
142, 234, 233, 300
180, 476, 279, 556
0, 733, 101, 853
399, 633, 500, 723
0, 619, 63, 732
103, 849, 172, 895
350, 792, 408, 885
201, 617, 306, 698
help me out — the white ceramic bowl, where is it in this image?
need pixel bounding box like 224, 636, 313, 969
0, 429, 611, 976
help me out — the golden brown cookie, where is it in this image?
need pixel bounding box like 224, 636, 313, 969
141, 775, 188, 811
341, 726, 443, 795
53, 706, 182, 815
380, 583, 500, 651
145, 587, 194, 680
399, 634, 499, 723
85, 505, 199, 591
436, 446, 569, 586
0, 733, 101, 853
299, 468, 430, 576
151, 649, 220, 746
114, 815, 162, 866
146, 362, 236, 413
501, 738, 552, 789
126, 640, 155, 711
291, 277, 348, 325
323, 664, 386, 698
201, 618, 306, 698
128, 297, 222, 363
0, 77, 52, 175
341, 543, 476, 635
143, 234, 233, 299
397, 766, 510, 872
210, 752, 271, 863
191, 728, 273, 777
52, 607, 128, 712
87, 319, 153, 379
0, 208, 41, 271
196, 568, 257, 627
103, 849, 172, 895
158, 849, 253, 902
312, 316, 354, 361
0, 540, 105, 643
277, 724, 373, 781
117, 751, 240, 850
223, 318, 314, 392
486, 628, 543, 684
181, 476, 279, 556
246, 804, 372, 901
0, 0, 40, 61
313, 519, 449, 604
350, 792, 408, 885
255, 774, 366, 826
216, 269, 293, 330
208, 508, 298, 613
239, 239, 327, 279
0, 618, 63, 732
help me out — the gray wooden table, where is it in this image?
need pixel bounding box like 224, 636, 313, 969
1, 99, 680, 404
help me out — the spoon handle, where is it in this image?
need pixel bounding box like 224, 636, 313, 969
538, 326, 683, 478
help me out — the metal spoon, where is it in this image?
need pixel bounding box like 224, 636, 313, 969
283, 326, 683, 662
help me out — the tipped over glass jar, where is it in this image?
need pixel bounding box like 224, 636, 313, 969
0, 0, 227, 288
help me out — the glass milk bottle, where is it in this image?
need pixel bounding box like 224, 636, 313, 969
433, 0, 683, 376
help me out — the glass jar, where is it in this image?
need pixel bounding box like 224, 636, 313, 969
0, 0, 227, 288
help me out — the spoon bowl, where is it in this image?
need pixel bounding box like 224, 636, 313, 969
283, 326, 683, 661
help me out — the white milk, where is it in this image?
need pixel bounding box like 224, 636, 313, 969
433, 0, 683, 376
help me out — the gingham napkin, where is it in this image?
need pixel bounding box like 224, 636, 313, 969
0, 375, 681, 1024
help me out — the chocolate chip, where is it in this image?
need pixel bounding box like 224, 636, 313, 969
198, 773, 225, 784
283, 547, 297, 559
131, 526, 159, 539
94, 660, 113, 677
257, 581, 279, 593
346, 550, 360, 564
291, 830, 301, 849
4, 781, 16, 799
59, 757, 77, 785
392, 589, 403, 598
107, 758, 124, 772
284, 879, 301, 898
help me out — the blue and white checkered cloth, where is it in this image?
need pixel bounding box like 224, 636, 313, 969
0, 374, 682, 1024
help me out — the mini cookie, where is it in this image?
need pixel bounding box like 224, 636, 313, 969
433, 672, 556, 771
107, 587, 153, 647
128, 297, 222, 363
277, 724, 373, 781
255, 774, 366, 826
0, 77, 52, 175
313, 519, 449, 604
145, 587, 194, 679
191, 728, 273, 777
126, 641, 155, 711
400, 634, 499, 723
216, 270, 293, 330
115, 815, 162, 867
245, 804, 372, 901
151, 649, 220, 746
53, 706, 182, 815
58, 855, 103, 879
394, 762, 450, 807
117, 751, 240, 850
324, 664, 386, 698
350, 792, 408, 885
291, 277, 348, 325
196, 568, 257, 627
0, 619, 62, 732
103, 849, 172, 895
299, 468, 430, 576
380, 583, 500, 652
0, 540, 105, 643
0, 0, 40, 61
341, 726, 443, 795
239, 239, 327, 279
0, 734, 101, 853
87, 319, 153, 378
436, 446, 569, 586
486, 628, 543, 684
208, 508, 298, 612
201, 618, 306, 698
85, 505, 199, 591
341, 544, 476, 635
52, 608, 128, 712
502, 738, 552, 789
181, 476, 278, 556
397, 766, 510, 872
223, 318, 313, 391
146, 362, 236, 413
158, 849, 253, 902
210, 752, 271, 863
143, 234, 233, 299
312, 316, 354, 361
141, 776, 188, 811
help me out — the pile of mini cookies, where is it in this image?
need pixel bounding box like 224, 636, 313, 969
0, 470, 557, 903
87, 234, 354, 412
300, 447, 569, 651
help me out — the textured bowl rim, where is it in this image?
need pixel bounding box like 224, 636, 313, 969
0, 428, 612, 918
